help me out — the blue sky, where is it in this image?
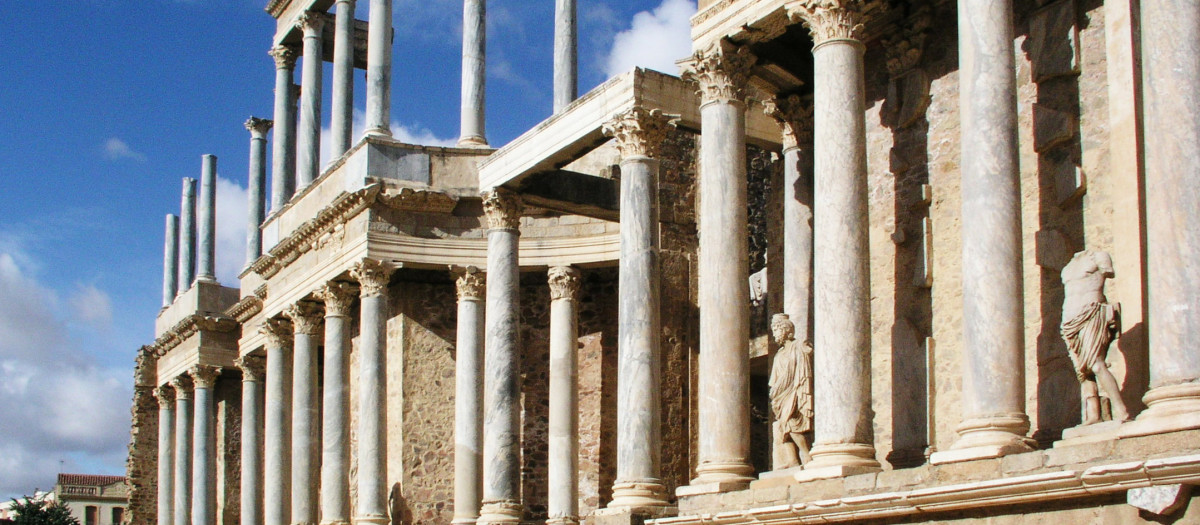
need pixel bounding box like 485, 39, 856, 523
0, 0, 695, 498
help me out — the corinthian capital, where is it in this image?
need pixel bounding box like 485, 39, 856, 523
602, 106, 678, 159
154, 385, 176, 408
453, 266, 486, 301
234, 355, 266, 382
351, 258, 395, 297
189, 365, 221, 389
316, 281, 358, 317
482, 189, 524, 231
298, 11, 326, 34
680, 40, 757, 105
260, 317, 294, 348
787, 0, 865, 44
547, 266, 582, 301
170, 375, 193, 399
763, 94, 814, 151
269, 45, 299, 70
284, 302, 324, 335
245, 117, 274, 137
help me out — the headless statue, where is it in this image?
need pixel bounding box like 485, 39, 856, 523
769, 313, 813, 468
1060, 250, 1129, 424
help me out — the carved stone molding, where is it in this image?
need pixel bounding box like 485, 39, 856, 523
787, 0, 865, 44
316, 281, 358, 317
547, 266, 582, 301
379, 187, 459, 214
261, 317, 294, 348
170, 375, 194, 398
154, 385, 176, 407
189, 365, 222, 389
148, 314, 238, 357
453, 265, 486, 301
250, 184, 382, 279
226, 295, 263, 324
602, 106, 679, 159
351, 258, 395, 298
482, 188, 524, 231
298, 11, 326, 34
763, 94, 815, 151
244, 117, 274, 137
284, 302, 324, 335
680, 40, 757, 105
234, 355, 266, 382
269, 45, 299, 70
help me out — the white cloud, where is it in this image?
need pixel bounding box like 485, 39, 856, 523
102, 137, 146, 162
215, 176, 249, 285
69, 285, 113, 331
604, 0, 696, 78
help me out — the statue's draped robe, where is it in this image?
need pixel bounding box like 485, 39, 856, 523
769, 340, 813, 438
1061, 301, 1120, 382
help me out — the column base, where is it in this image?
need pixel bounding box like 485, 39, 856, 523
352, 514, 389, 525
931, 415, 1035, 464
805, 443, 881, 473
451, 518, 479, 525
365, 127, 392, 138
1119, 383, 1200, 438
546, 517, 580, 525
609, 480, 670, 511
456, 135, 490, 148
319, 521, 351, 525
690, 460, 755, 488
477, 499, 522, 525
589, 506, 678, 524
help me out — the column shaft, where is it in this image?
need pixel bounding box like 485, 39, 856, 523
173, 383, 193, 525
178, 178, 197, 293
458, 0, 488, 147
264, 321, 293, 525
352, 260, 392, 525
783, 145, 814, 341
157, 390, 176, 525
287, 304, 323, 525
319, 284, 356, 525
245, 119, 272, 267
553, 0, 577, 112
547, 267, 580, 522
330, 0, 356, 158
365, 0, 393, 136
270, 46, 298, 212
237, 357, 265, 525
297, 14, 325, 190
197, 155, 217, 283
191, 367, 219, 525
453, 269, 485, 525
163, 215, 180, 307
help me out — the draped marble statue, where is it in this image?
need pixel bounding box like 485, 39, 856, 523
769, 313, 813, 468
1060, 250, 1129, 424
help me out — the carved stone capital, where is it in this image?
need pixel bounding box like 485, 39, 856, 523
269, 45, 299, 70
482, 189, 524, 231
189, 365, 221, 389
284, 302, 324, 335
245, 117, 274, 137
787, 0, 865, 45
882, 12, 931, 77
763, 94, 814, 150
548, 266, 582, 301
453, 266, 486, 301
680, 40, 757, 105
234, 355, 266, 382
602, 106, 678, 159
298, 11, 326, 34
154, 385, 176, 407
260, 317, 294, 348
170, 375, 193, 398
316, 281, 358, 317
351, 258, 395, 297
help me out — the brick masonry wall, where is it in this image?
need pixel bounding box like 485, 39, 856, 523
125, 352, 158, 525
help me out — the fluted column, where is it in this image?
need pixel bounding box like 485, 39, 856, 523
190, 366, 220, 525
297, 13, 325, 190
553, 0, 577, 112
236, 356, 265, 525
156, 386, 176, 525
603, 107, 674, 507
171, 376, 194, 525
285, 302, 323, 525
930, 0, 1034, 463
765, 95, 815, 342
680, 41, 756, 487
263, 319, 294, 525
317, 283, 357, 525
351, 259, 394, 525
458, 0, 488, 147
163, 215, 180, 307
270, 45, 299, 212
245, 118, 273, 268
478, 189, 524, 524
330, 0, 356, 158
364, 0, 393, 136
546, 266, 581, 524
453, 267, 486, 525
178, 178, 197, 293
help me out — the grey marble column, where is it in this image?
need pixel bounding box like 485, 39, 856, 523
553, 0, 577, 112
458, 0, 488, 147
453, 267, 485, 525
178, 178, 197, 293
789, 1, 881, 474
546, 266, 581, 524
236, 356, 265, 525
350, 259, 393, 525
262, 319, 293, 525
285, 302, 323, 525
603, 107, 674, 508
330, 0, 356, 159
245, 118, 273, 268
163, 215, 180, 307
197, 155, 217, 284
680, 41, 756, 487
171, 376, 194, 525
1138, 0, 1200, 422
156, 386, 176, 525
317, 283, 356, 525
478, 189, 523, 524
765, 95, 815, 343
269, 45, 298, 213
190, 366, 220, 525
297, 13, 325, 190
365, 0, 393, 137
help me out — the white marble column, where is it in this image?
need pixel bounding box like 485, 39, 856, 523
546, 266, 581, 524
458, 0, 488, 147
190, 366, 220, 525
262, 319, 293, 525
236, 356, 265, 525
789, 1, 881, 475
603, 107, 674, 508
350, 259, 394, 525
197, 155, 217, 283
245, 118, 273, 268
156, 386, 176, 525
171, 376, 194, 525
317, 283, 356, 525
453, 267, 485, 525
270, 45, 299, 213
163, 214, 180, 307
680, 41, 756, 487
285, 302, 323, 525
364, 0, 393, 137
553, 0, 577, 112
765, 95, 815, 342
297, 13, 325, 190
478, 189, 524, 524
330, 0, 356, 159
178, 178, 197, 293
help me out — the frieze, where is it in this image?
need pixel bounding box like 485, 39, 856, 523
251, 183, 382, 279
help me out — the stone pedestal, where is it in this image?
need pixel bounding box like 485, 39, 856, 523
235, 357, 265, 525
297, 13, 325, 189
547, 266, 581, 523
190, 366, 220, 525
458, 0, 487, 147
330, 0, 356, 159
365, 0, 392, 137
156, 386, 176, 525
171, 376, 193, 525
262, 318, 293, 525
269, 45, 298, 212
453, 267, 486, 525
244, 118, 272, 267
286, 302, 324, 525
318, 283, 357, 525
553, 0, 577, 113
351, 259, 394, 525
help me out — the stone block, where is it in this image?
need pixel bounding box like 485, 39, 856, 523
1051, 160, 1087, 206
932, 458, 1002, 484
1128, 484, 1192, 516
751, 484, 791, 504
793, 465, 880, 483
1033, 103, 1078, 152
1028, 0, 1080, 82
876, 465, 933, 489
1000, 450, 1046, 474
1044, 439, 1113, 467
843, 472, 878, 492
1035, 228, 1072, 270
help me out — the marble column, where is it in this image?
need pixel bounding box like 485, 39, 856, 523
163, 214, 180, 307
680, 41, 756, 487
190, 366, 220, 525
330, 0, 356, 159
171, 376, 194, 525
236, 356, 265, 525
553, 0, 577, 112
196, 155, 217, 284
156, 386, 176, 525
765, 95, 815, 342
788, 1, 881, 473
931, 0, 1033, 461
297, 12, 325, 190
602, 107, 674, 507
364, 0, 393, 137
262, 318, 294, 525
478, 189, 523, 524
285, 302, 323, 525
350, 259, 394, 525
458, 0, 488, 147
317, 283, 357, 525
179, 178, 197, 293
453, 267, 486, 525
245, 118, 273, 268
270, 45, 298, 213
546, 266, 581, 524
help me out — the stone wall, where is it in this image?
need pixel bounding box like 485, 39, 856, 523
215, 372, 242, 525
125, 351, 158, 525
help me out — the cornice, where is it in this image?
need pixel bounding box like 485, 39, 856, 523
224, 295, 264, 324
251, 183, 382, 279
146, 314, 239, 358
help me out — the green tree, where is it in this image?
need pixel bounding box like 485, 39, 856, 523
8, 496, 79, 525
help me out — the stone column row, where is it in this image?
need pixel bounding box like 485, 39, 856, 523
236, 356, 265, 525
453, 267, 486, 525
158, 365, 221, 525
